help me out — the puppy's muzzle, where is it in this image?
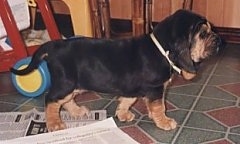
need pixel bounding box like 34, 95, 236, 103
211, 33, 222, 54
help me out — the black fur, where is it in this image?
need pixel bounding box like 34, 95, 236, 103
11, 10, 219, 104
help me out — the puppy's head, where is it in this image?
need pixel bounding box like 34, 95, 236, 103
190, 22, 221, 63
179, 20, 221, 80
153, 10, 221, 80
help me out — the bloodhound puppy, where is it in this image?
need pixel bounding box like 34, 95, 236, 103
11, 10, 221, 131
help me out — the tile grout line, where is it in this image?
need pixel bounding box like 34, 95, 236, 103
102, 96, 118, 110
136, 124, 158, 144
11, 98, 33, 111
169, 91, 238, 103
171, 58, 221, 143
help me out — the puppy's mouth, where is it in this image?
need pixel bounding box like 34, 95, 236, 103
203, 34, 222, 59
181, 69, 196, 80
180, 60, 202, 80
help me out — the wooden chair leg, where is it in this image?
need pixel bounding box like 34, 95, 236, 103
131, 0, 144, 37
183, 0, 193, 10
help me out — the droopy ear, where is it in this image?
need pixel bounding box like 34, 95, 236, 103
177, 46, 197, 80
176, 42, 197, 74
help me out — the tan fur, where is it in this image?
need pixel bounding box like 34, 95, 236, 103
181, 69, 196, 80
40, 53, 48, 59
46, 102, 65, 131
190, 22, 213, 62
206, 22, 211, 32
164, 76, 173, 88
191, 38, 205, 62
62, 90, 90, 118
46, 89, 89, 131
115, 97, 137, 122
142, 78, 177, 130
144, 98, 177, 130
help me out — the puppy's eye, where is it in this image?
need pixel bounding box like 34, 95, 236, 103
199, 30, 207, 38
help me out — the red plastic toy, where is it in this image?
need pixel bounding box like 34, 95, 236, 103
0, 0, 61, 72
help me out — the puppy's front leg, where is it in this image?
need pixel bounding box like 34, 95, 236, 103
62, 89, 90, 117
115, 97, 137, 122
63, 99, 90, 118
144, 98, 177, 130
46, 102, 66, 131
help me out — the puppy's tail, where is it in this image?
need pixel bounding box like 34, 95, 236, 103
10, 42, 51, 75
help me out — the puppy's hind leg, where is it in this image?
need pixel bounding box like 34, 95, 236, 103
115, 97, 137, 122
62, 89, 90, 118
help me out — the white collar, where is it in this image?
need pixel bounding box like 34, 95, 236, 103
150, 33, 182, 74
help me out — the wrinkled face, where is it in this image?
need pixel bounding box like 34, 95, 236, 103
152, 10, 222, 80
190, 22, 221, 63
179, 21, 221, 80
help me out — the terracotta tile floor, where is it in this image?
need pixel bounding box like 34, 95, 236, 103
0, 43, 240, 143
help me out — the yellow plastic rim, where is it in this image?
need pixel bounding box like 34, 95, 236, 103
15, 65, 42, 93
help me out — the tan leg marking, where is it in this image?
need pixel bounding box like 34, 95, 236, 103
62, 90, 90, 117
115, 97, 137, 122
143, 78, 176, 130
144, 98, 177, 130
46, 89, 89, 131
46, 102, 65, 131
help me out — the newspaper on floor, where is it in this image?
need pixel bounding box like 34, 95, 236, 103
1, 117, 138, 144
0, 108, 106, 140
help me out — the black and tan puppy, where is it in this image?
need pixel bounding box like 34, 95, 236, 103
11, 10, 221, 131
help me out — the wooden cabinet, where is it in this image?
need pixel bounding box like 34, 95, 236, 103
109, 0, 240, 28
109, 0, 183, 21
109, 0, 131, 19
191, 0, 240, 43
192, 0, 240, 28
108, 0, 240, 42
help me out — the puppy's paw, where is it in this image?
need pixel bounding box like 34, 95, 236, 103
155, 117, 177, 131
68, 106, 90, 118
47, 120, 66, 132
115, 110, 135, 122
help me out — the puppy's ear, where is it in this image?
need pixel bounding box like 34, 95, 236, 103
176, 42, 197, 74
175, 21, 202, 74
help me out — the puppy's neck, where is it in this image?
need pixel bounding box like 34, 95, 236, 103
149, 33, 181, 74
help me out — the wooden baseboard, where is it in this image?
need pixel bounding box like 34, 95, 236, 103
215, 27, 240, 44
